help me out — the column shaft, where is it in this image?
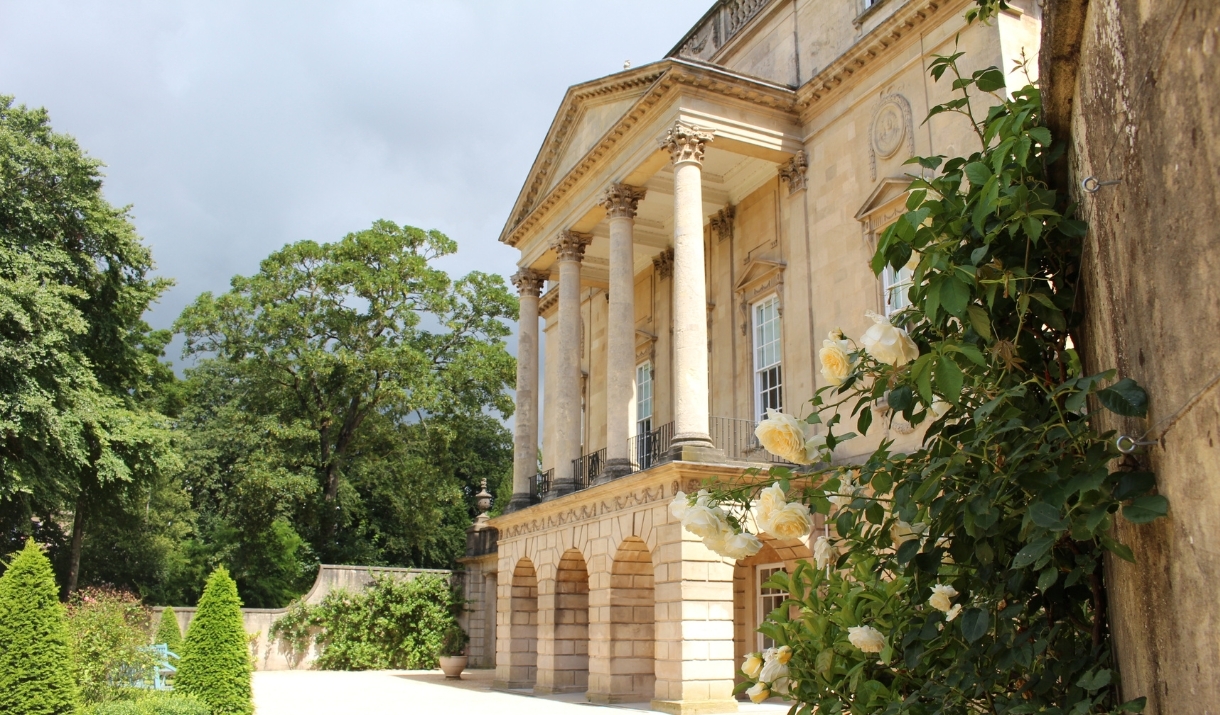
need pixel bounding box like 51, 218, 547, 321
550, 231, 590, 497
508, 270, 543, 512
600, 184, 646, 482
662, 122, 718, 457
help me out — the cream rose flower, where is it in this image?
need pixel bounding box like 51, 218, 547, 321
746, 682, 770, 703
819, 329, 858, 383
860, 311, 920, 367
847, 625, 886, 653
752, 483, 787, 529
945, 604, 962, 622
773, 645, 793, 665
772, 676, 790, 695
813, 535, 834, 569
759, 658, 789, 684
829, 475, 858, 510
682, 502, 728, 539
755, 409, 809, 463
741, 652, 763, 679
765, 503, 813, 540
928, 584, 958, 613
890, 519, 927, 546
719, 531, 764, 560
802, 434, 828, 463
669, 491, 690, 521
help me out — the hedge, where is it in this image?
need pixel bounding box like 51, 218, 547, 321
155, 605, 185, 657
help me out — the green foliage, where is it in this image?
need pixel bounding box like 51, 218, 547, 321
87, 691, 210, 715
173, 220, 516, 572
710, 55, 1163, 714
270, 574, 460, 670
65, 587, 157, 703
439, 623, 469, 657
175, 568, 252, 715
0, 95, 179, 594
155, 605, 185, 657
0, 539, 80, 714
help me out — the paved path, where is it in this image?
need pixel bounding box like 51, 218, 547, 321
252, 669, 790, 715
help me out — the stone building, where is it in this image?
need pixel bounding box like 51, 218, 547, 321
460, 1, 1041, 712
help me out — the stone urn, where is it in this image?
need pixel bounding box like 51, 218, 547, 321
439, 655, 468, 679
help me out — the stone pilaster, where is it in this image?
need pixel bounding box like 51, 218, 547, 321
509, 269, 545, 512
599, 183, 647, 483
659, 121, 720, 461
550, 230, 592, 498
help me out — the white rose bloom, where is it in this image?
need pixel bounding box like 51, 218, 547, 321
803, 434, 828, 463
847, 625, 886, 653
771, 676, 790, 695
945, 604, 962, 622
754, 409, 809, 463
741, 652, 763, 679
682, 503, 729, 539
746, 682, 770, 704
765, 503, 813, 540
773, 645, 793, 665
860, 311, 920, 367
928, 584, 958, 613
669, 491, 690, 521
813, 535, 834, 569
752, 483, 787, 530
829, 476, 857, 510
720, 531, 764, 560
759, 658, 789, 684
819, 331, 855, 385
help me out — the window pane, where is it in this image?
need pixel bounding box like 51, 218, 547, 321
753, 296, 783, 420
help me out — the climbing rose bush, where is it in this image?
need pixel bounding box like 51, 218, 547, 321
678, 51, 1165, 715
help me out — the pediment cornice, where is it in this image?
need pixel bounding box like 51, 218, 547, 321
499, 59, 797, 248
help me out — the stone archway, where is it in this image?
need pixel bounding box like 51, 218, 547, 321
589, 536, 656, 704
536, 548, 590, 694
499, 557, 538, 689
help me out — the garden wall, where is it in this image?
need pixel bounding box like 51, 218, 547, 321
154, 564, 453, 671
1041, 1, 1220, 712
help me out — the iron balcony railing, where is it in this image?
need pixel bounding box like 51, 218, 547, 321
535, 417, 790, 501
572, 448, 606, 488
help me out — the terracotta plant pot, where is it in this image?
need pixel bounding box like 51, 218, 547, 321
439, 655, 468, 679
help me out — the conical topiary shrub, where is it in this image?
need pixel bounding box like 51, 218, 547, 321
0, 539, 80, 714
175, 567, 253, 715
155, 605, 186, 657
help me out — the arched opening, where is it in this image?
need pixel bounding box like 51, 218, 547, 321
538, 548, 590, 694
505, 558, 539, 689
733, 535, 814, 686
590, 536, 656, 703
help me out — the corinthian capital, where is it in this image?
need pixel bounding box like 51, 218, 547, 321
599, 183, 647, 219
660, 121, 714, 165
511, 268, 545, 297
778, 151, 809, 194
552, 230, 592, 262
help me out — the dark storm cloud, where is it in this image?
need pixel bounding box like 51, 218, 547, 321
0, 0, 707, 351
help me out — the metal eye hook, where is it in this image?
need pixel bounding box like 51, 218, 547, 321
1082, 176, 1122, 194
1116, 434, 1156, 454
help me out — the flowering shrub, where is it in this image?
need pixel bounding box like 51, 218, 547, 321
65, 587, 156, 704
675, 51, 1164, 714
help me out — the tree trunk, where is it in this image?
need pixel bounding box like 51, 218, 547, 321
67, 498, 85, 596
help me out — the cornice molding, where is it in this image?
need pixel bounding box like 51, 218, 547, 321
499, 59, 797, 249
794, 0, 971, 124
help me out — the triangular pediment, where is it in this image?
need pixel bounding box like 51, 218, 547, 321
502, 64, 667, 240
855, 176, 914, 222
734, 256, 785, 294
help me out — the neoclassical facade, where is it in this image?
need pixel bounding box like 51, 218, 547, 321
460, 1, 1041, 712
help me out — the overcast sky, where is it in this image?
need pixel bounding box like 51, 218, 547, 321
0, 0, 707, 364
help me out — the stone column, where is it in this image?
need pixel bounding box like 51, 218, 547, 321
598, 183, 647, 483
653, 249, 674, 427
549, 230, 591, 498
509, 269, 545, 512
660, 121, 720, 461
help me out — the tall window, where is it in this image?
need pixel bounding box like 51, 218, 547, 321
753, 296, 783, 420
884, 263, 914, 317
635, 362, 654, 468
757, 563, 786, 650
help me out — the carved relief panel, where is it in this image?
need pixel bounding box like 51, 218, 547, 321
869, 94, 915, 181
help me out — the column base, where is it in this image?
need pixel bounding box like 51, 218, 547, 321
542, 480, 578, 501
594, 458, 633, 484
492, 679, 535, 691
650, 699, 739, 715
504, 493, 534, 513
669, 434, 724, 463
533, 684, 586, 695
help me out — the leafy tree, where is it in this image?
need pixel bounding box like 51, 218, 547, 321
0, 539, 79, 714
64, 586, 156, 703
0, 96, 178, 593
155, 605, 185, 656
175, 567, 252, 715
175, 220, 516, 565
